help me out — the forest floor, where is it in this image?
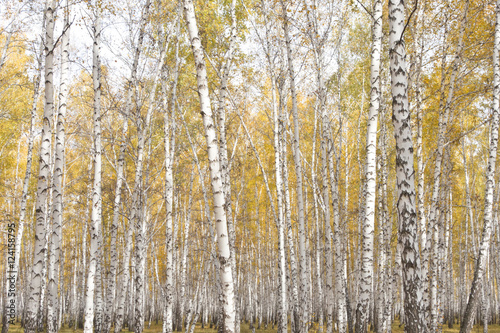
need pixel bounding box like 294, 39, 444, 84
7, 322, 500, 332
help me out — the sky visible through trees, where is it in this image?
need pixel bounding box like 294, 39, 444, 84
1, 0, 500, 333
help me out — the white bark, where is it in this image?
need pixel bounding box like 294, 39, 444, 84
134, 30, 168, 333
2, 20, 44, 333
329, 129, 347, 333
274, 73, 287, 333
163, 14, 180, 333
216, 0, 239, 329
356, 0, 382, 330
84, 7, 102, 333
183, 1, 236, 332
47, 3, 70, 332
281, 3, 308, 332
302, 1, 333, 331
460, 0, 500, 331
280, 113, 300, 333
427, 4, 468, 330
113, 2, 151, 331
388, 0, 425, 331
25, 2, 56, 331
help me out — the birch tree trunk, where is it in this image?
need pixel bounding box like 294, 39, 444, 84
460, 1, 500, 331
180, 173, 194, 332
47, 4, 70, 332
355, 0, 382, 330
216, 1, 239, 330
281, 109, 300, 333
274, 75, 287, 333
113, 2, 150, 331
330, 131, 347, 333
2, 17, 44, 333
183, 1, 236, 332
281, 4, 308, 332
302, 2, 333, 331
414, 0, 428, 323
134, 30, 168, 333
24, 2, 56, 332
380, 102, 392, 333
163, 23, 180, 333
320, 110, 334, 333
84, 6, 102, 333
427, 4, 468, 331
388, 0, 425, 331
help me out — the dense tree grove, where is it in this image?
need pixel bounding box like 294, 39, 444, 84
1, 0, 500, 332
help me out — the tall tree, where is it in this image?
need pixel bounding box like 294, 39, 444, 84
355, 0, 382, 331
460, 0, 500, 331
1, 12, 45, 333
112, 1, 151, 331
388, 0, 425, 332
83, 4, 102, 332
47, 2, 70, 332
24, 1, 56, 332
183, 1, 237, 333
133, 19, 168, 333
281, 3, 309, 332
163, 10, 180, 333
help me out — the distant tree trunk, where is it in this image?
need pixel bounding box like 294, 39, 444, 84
460, 1, 500, 332
183, 1, 236, 333
388, 0, 425, 332
133, 29, 168, 333
84, 6, 102, 333
24, 1, 56, 332
355, 0, 382, 331
113, 2, 150, 331
303, 2, 333, 331
47, 3, 70, 332
427, 4, 468, 331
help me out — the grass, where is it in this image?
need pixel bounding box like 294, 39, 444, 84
7, 322, 276, 333
7, 321, 500, 333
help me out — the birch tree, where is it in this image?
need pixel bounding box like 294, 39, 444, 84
281, 3, 309, 331
460, 0, 500, 331
1, 14, 44, 333
426, 2, 468, 330
83, 4, 102, 333
355, 0, 382, 331
163, 13, 180, 332
47, 2, 70, 332
388, 0, 425, 331
183, 1, 236, 332
133, 21, 168, 333
113, 3, 151, 332
24, 2, 56, 331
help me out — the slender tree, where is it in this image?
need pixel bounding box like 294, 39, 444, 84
281, 3, 309, 332
1, 12, 45, 333
355, 0, 382, 330
183, 1, 237, 332
47, 2, 70, 332
24, 2, 56, 332
388, 0, 425, 331
460, 0, 500, 331
83, 3, 103, 332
